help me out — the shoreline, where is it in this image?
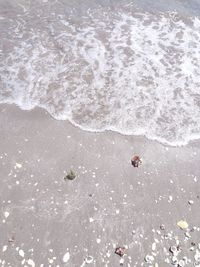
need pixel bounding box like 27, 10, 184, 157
1, 103, 199, 148
0, 103, 200, 266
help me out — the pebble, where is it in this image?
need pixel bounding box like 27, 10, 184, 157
19, 249, 25, 257
119, 258, 124, 265
177, 220, 189, 229
63, 252, 70, 263
188, 200, 194, 205
15, 163, 22, 168
160, 224, 165, 230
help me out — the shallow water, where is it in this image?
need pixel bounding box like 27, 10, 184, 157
1, 0, 200, 146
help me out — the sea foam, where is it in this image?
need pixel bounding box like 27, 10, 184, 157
1, 4, 200, 146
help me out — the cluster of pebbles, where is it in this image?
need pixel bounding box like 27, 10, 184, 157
115, 221, 200, 266
143, 221, 200, 266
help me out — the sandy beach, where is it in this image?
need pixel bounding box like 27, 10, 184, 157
0, 104, 200, 266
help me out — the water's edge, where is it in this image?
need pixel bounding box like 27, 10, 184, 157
2, 102, 200, 147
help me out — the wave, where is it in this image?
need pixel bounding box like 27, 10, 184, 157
1, 4, 200, 146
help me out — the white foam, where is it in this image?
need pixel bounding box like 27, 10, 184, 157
1, 5, 200, 146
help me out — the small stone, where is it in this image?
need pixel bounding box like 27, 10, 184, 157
115, 247, 126, 257
191, 242, 196, 246
64, 170, 76, 180
63, 252, 70, 263
177, 220, 189, 229
188, 200, 194, 205
131, 155, 142, 168
119, 258, 124, 265
15, 163, 22, 169
19, 249, 25, 257
160, 224, 165, 230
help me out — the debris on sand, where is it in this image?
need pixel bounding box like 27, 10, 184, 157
115, 247, 126, 257
119, 258, 124, 265
84, 255, 93, 264
131, 155, 142, 167
144, 255, 154, 263
188, 200, 194, 205
160, 224, 165, 230
169, 246, 178, 255
64, 170, 76, 180
63, 252, 70, 263
8, 235, 15, 243
177, 220, 189, 230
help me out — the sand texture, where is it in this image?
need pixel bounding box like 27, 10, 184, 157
0, 104, 200, 267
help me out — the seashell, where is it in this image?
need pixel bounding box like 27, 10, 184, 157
177, 220, 189, 229
85, 256, 93, 264
145, 255, 154, 263
169, 246, 178, 254
178, 259, 185, 267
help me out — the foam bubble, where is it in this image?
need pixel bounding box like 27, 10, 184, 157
1, 4, 200, 146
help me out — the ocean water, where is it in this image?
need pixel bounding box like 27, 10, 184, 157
1, 0, 200, 146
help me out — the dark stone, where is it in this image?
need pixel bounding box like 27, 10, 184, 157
115, 247, 126, 257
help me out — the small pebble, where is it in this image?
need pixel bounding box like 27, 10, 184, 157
188, 200, 194, 205
160, 225, 165, 230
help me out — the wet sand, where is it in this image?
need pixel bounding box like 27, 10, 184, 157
0, 104, 200, 267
